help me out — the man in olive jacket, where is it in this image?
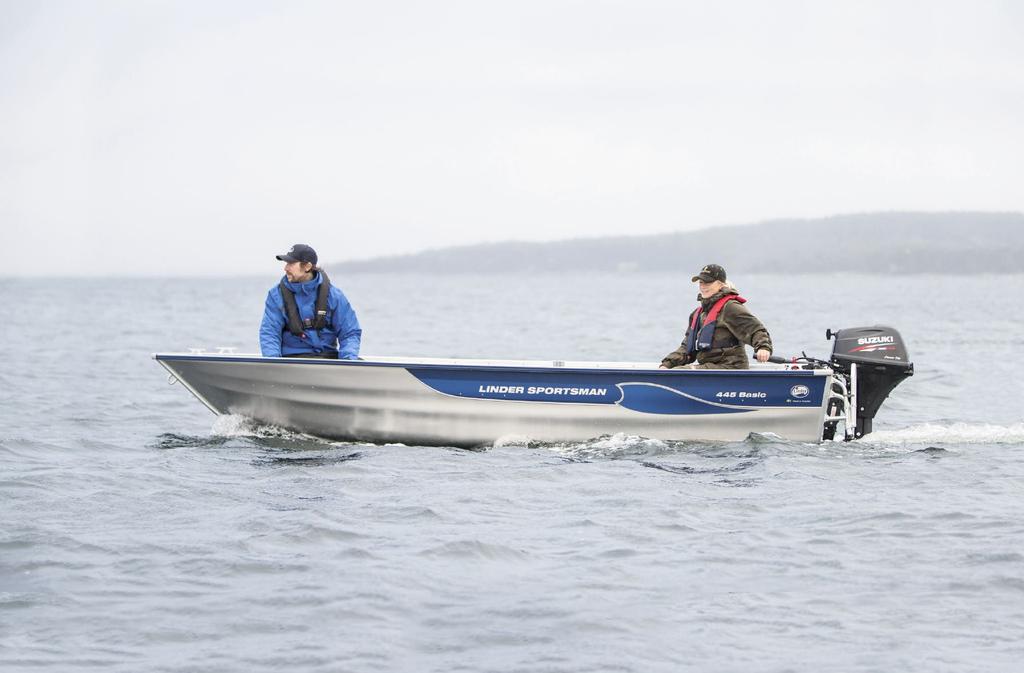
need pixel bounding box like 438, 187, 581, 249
660, 264, 773, 370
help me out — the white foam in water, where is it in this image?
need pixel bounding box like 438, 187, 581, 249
584, 432, 669, 451
868, 422, 1024, 445
212, 415, 1024, 449
210, 414, 255, 437
540, 432, 672, 459
210, 415, 364, 447
493, 431, 664, 452
211, 414, 304, 440
492, 434, 533, 448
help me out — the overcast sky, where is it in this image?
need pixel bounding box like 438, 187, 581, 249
1, 0, 1021, 276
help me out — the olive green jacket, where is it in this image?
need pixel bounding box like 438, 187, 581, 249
661, 288, 773, 369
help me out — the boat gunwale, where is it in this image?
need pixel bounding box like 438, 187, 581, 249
152, 353, 832, 377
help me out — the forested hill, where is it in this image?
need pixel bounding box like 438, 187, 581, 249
333, 212, 1024, 274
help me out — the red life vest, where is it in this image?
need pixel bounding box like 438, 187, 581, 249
684, 294, 746, 355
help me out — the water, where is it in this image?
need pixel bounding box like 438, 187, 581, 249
2, 273, 1023, 672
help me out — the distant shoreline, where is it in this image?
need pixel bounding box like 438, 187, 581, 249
331, 211, 1024, 275
2, 211, 1023, 279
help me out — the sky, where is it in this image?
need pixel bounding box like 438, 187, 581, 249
1, 0, 1022, 276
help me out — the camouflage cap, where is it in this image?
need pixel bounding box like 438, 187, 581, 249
691, 263, 726, 283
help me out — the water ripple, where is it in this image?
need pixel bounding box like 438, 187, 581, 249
4, 275, 1024, 672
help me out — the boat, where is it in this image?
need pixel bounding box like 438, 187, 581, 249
154, 326, 913, 447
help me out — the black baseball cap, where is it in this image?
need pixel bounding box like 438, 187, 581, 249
276, 244, 317, 265
691, 263, 726, 283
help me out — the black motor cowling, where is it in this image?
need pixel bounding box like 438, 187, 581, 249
829, 325, 914, 439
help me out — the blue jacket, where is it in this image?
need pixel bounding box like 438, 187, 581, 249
259, 272, 362, 358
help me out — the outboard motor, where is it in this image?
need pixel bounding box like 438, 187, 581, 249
828, 325, 914, 439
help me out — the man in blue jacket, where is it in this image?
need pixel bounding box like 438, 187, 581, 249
259, 244, 362, 359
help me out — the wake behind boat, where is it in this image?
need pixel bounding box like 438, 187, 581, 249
155, 326, 913, 447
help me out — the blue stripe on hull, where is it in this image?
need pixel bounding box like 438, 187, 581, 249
407, 368, 826, 416
616, 383, 750, 415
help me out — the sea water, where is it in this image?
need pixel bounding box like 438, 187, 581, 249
2, 273, 1023, 672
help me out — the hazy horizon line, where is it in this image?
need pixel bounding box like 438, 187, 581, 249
4, 270, 1023, 281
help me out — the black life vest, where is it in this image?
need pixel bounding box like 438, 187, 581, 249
684, 294, 746, 355
278, 271, 332, 338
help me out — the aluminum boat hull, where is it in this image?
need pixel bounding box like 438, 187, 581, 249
154, 354, 834, 446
